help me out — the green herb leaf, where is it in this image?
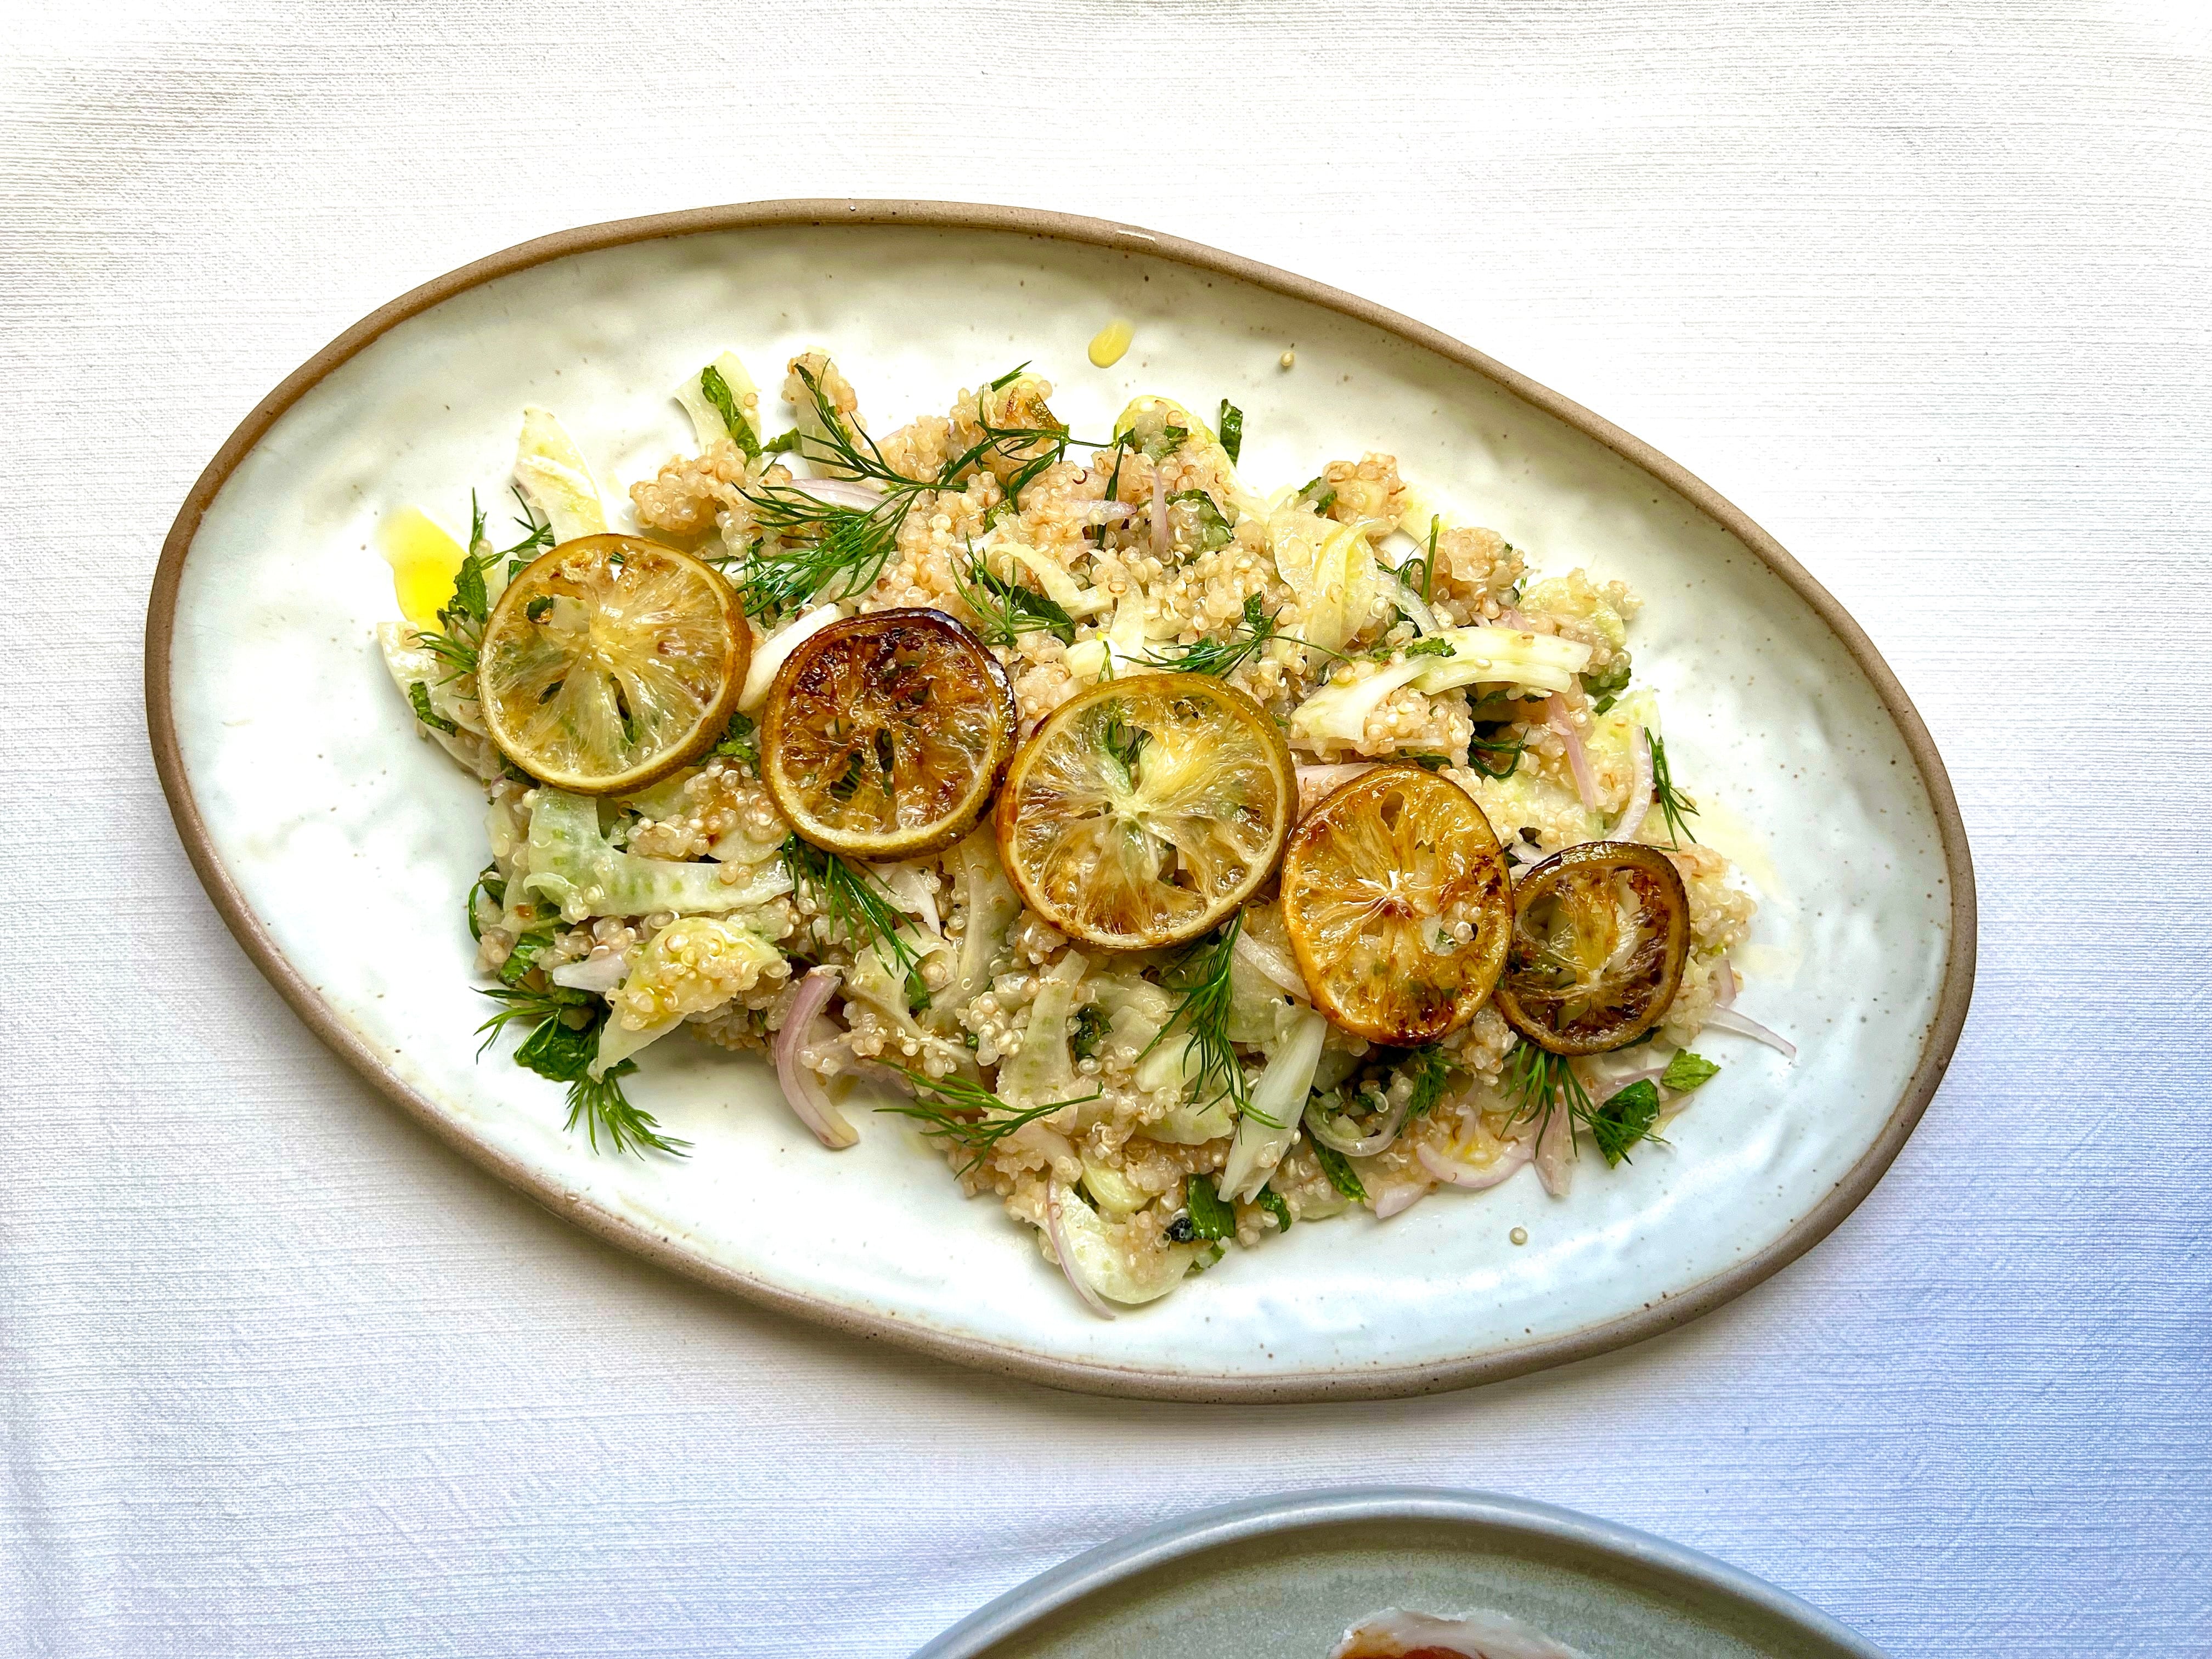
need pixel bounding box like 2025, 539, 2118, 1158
1661, 1050, 1721, 1092
1402, 635, 1454, 659
785, 835, 930, 1011
1217, 399, 1244, 464
1308, 1139, 1369, 1203
1147, 914, 1262, 1121
1401, 1045, 1456, 1119
713, 709, 760, 768
1255, 1186, 1293, 1232
566, 1059, 688, 1156
1404, 753, 1452, 771
988, 360, 1032, 391
525, 595, 554, 623
1646, 728, 1700, 845
761, 428, 803, 454
1467, 721, 1526, 781
1580, 652, 1632, 708
698, 363, 760, 457
1170, 488, 1235, 551
877, 1070, 1097, 1176
498, 922, 558, 987
1070, 1003, 1107, 1063
406, 681, 458, 734
1590, 1079, 1664, 1166
1296, 476, 1338, 515
1183, 1172, 1235, 1241
1139, 593, 1278, 678
951, 543, 1077, 647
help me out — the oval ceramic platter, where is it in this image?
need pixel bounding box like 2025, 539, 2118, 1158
911, 1487, 1889, 1658
146, 201, 1974, 1401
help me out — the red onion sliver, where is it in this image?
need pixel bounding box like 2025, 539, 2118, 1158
1547, 693, 1599, 811
1612, 726, 1655, 842
1150, 464, 1170, 554
1714, 955, 1739, 1008
1232, 931, 1307, 999
1534, 1100, 1575, 1197
1701, 1006, 1798, 1060
1417, 1135, 1535, 1190
1045, 1182, 1116, 1320
1371, 1177, 1432, 1220
771, 967, 859, 1149
782, 477, 885, 510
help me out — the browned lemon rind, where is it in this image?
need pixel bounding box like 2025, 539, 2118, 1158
1494, 840, 1690, 1054
996, 673, 1295, 951
477, 534, 747, 795
1281, 764, 1514, 1044
761, 607, 1015, 860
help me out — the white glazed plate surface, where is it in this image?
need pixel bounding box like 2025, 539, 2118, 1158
911, 1487, 1890, 1658
150, 205, 1971, 1400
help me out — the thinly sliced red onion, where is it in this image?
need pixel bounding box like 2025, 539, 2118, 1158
1307, 1096, 1410, 1158
1547, 693, 1599, 811
1702, 1006, 1798, 1060
1612, 726, 1655, 842
1417, 1133, 1534, 1190
1534, 1101, 1575, 1197
1150, 464, 1170, 553
1046, 1182, 1116, 1320
1714, 955, 1739, 1008
772, 967, 859, 1148
1497, 603, 1533, 629
1233, 931, 1307, 999
1087, 500, 1141, 525
549, 953, 628, 994
1295, 762, 1375, 818
781, 477, 884, 510
1371, 1177, 1432, 1220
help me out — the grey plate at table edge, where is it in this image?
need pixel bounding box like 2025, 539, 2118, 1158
911, 1486, 1889, 1658
143, 198, 1977, 1403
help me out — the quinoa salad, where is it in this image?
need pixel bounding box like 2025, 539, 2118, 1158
374, 348, 1791, 1313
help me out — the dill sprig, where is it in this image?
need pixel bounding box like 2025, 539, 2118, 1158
877, 1070, 1099, 1176
1402, 1045, 1457, 1119
1140, 594, 1278, 677
1503, 1041, 1593, 1143
1467, 723, 1527, 781
1147, 913, 1270, 1124
1646, 729, 1700, 845
741, 363, 1099, 618
565, 1061, 687, 1156
474, 984, 689, 1157
784, 835, 930, 1009
950, 540, 1076, 647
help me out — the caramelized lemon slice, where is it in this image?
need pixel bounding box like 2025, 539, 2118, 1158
477, 535, 747, 795
761, 608, 1017, 860
1281, 765, 1513, 1044
996, 674, 1294, 950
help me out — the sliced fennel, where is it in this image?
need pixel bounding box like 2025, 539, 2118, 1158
593, 1011, 682, 1077
1409, 626, 1591, 696
521, 790, 792, 921
991, 538, 1110, 618
1219, 1007, 1328, 1201
1269, 505, 1380, 653
1080, 1154, 1150, 1215
513, 407, 607, 544
1111, 394, 1267, 519
1052, 1186, 1210, 1303
376, 622, 483, 735
673, 351, 763, 453
997, 952, 1089, 1106
740, 603, 845, 712
944, 831, 1022, 1017
1288, 658, 1427, 747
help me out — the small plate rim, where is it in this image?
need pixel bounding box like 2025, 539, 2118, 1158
909, 1483, 1890, 1658
143, 199, 1977, 1401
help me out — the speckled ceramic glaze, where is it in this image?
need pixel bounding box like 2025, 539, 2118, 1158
147, 203, 1973, 1400
911, 1488, 1889, 1658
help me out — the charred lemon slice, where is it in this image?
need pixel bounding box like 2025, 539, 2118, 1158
1281, 765, 1513, 1044
761, 608, 1016, 860
1494, 841, 1689, 1054
478, 534, 748, 795
996, 674, 1294, 950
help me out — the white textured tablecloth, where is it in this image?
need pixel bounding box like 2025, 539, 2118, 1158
4, 4, 2208, 1654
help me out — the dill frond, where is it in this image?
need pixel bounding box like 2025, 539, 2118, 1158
877, 1070, 1099, 1175
1140, 594, 1278, 677
785, 836, 930, 1009
1147, 914, 1268, 1124
1646, 729, 1700, 845
950, 541, 1075, 647
566, 1060, 688, 1157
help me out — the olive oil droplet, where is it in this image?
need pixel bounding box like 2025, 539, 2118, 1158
1088, 319, 1133, 367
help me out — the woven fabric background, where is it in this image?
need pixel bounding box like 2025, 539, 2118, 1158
3, 3, 2208, 1654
